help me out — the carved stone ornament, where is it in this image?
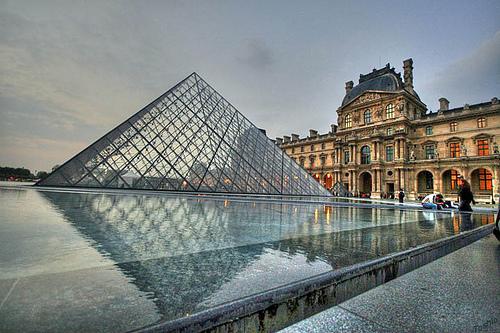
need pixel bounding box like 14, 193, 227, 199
493, 142, 499, 154
353, 93, 381, 106
461, 144, 468, 156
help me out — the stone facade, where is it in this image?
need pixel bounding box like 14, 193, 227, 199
278, 59, 500, 203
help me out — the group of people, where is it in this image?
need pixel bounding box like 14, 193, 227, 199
420, 176, 475, 212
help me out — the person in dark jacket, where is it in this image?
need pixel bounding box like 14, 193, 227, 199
458, 179, 475, 212
398, 188, 405, 203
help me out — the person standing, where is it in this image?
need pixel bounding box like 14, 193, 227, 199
458, 179, 475, 212
398, 188, 405, 203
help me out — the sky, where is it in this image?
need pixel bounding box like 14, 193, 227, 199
1, 0, 499, 172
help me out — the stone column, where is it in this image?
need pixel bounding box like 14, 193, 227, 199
494, 166, 500, 203
400, 168, 405, 190
379, 169, 384, 193
353, 171, 358, 194
395, 140, 400, 160
395, 169, 400, 191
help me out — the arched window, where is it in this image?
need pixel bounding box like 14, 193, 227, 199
364, 109, 372, 124
309, 156, 315, 168
477, 117, 486, 128
386, 104, 395, 119
450, 170, 459, 190
478, 168, 492, 190
345, 114, 352, 128
361, 146, 371, 164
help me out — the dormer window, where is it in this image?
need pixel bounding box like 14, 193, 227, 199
386, 104, 395, 119
345, 114, 352, 128
364, 109, 372, 124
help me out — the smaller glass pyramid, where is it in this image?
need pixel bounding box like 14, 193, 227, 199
37, 73, 330, 196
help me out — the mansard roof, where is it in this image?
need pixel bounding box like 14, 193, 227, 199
341, 63, 419, 107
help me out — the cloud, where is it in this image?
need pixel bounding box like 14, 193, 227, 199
236, 39, 275, 70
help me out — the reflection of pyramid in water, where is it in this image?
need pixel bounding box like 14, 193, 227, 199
37, 73, 330, 195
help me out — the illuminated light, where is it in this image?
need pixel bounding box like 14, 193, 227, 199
314, 208, 319, 223
224, 200, 230, 207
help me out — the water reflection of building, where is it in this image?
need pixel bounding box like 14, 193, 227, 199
278, 59, 500, 202
41, 191, 491, 322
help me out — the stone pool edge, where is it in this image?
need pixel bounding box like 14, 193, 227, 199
132, 223, 494, 333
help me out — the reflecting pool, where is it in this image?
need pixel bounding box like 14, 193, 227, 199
0, 185, 494, 332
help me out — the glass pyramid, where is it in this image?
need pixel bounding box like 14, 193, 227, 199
37, 73, 330, 196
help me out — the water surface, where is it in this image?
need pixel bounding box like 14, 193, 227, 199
0, 184, 493, 332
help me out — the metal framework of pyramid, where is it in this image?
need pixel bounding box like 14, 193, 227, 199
37, 73, 330, 196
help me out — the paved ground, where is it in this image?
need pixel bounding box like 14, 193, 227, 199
280, 234, 500, 333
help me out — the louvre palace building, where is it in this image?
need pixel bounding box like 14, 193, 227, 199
277, 59, 500, 202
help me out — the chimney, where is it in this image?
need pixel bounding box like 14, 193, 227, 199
283, 135, 291, 143
439, 97, 449, 111
275, 137, 283, 145
403, 58, 414, 91
291, 133, 299, 142
331, 124, 338, 133
309, 129, 318, 138
345, 81, 354, 94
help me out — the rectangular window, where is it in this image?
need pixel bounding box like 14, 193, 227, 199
425, 145, 435, 159
477, 118, 486, 128
425, 126, 433, 135
450, 122, 458, 132
320, 156, 326, 166
450, 142, 460, 158
321, 142, 325, 150
477, 139, 489, 156
291, 147, 295, 153
386, 146, 394, 161
344, 151, 350, 164
387, 127, 393, 136
479, 169, 492, 190
300, 146, 304, 153
311, 144, 315, 152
